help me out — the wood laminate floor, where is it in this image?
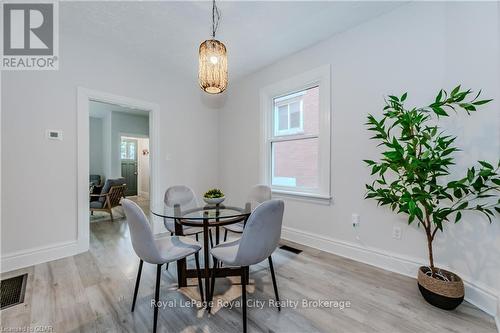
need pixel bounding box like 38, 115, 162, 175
1, 198, 496, 332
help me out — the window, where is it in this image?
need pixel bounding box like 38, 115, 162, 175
121, 139, 136, 160
261, 65, 331, 200
274, 92, 304, 135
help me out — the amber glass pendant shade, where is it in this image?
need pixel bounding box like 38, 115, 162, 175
198, 39, 228, 94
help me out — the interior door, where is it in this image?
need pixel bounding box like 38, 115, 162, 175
121, 138, 138, 196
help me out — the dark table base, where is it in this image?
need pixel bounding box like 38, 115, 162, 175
175, 223, 249, 303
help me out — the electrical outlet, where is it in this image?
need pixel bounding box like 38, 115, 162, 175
351, 214, 360, 228
392, 226, 402, 240
46, 129, 63, 140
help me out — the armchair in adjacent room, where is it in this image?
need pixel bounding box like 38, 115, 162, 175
90, 177, 127, 221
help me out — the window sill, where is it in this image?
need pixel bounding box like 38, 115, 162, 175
271, 189, 332, 205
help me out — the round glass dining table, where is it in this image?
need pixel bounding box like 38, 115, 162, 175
151, 202, 252, 305
152, 203, 251, 226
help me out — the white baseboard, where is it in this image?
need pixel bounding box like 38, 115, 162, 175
282, 226, 499, 317
1, 240, 80, 273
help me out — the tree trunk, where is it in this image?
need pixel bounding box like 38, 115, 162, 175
425, 223, 435, 271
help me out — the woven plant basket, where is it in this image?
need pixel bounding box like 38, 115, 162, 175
417, 266, 464, 310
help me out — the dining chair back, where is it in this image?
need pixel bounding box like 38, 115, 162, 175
122, 199, 163, 264
234, 199, 284, 266
162, 185, 209, 261
163, 185, 199, 233
222, 184, 272, 241
123, 199, 204, 333
248, 184, 271, 208
209, 200, 285, 333
164, 185, 198, 208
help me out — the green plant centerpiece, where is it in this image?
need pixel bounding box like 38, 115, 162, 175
364, 86, 499, 310
203, 188, 225, 205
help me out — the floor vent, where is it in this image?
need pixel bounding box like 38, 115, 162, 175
279, 245, 303, 254
1, 274, 28, 310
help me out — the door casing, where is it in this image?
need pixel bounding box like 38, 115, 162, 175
77, 87, 160, 257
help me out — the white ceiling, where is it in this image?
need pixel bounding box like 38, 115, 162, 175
62, 1, 404, 81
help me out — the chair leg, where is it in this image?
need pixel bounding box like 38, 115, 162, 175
241, 266, 248, 333
224, 229, 228, 242
268, 256, 280, 311
208, 257, 218, 312
209, 230, 214, 248
196, 233, 199, 242
194, 252, 204, 303
131, 259, 143, 312
154, 264, 162, 333
109, 209, 114, 222
166, 232, 174, 271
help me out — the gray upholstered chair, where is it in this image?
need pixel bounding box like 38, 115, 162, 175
223, 184, 271, 241
90, 177, 127, 221
122, 199, 204, 333
89, 175, 102, 202
209, 199, 284, 333
163, 186, 214, 261
164, 186, 204, 236
89, 174, 101, 187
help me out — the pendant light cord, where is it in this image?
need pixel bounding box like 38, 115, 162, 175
211, 0, 221, 39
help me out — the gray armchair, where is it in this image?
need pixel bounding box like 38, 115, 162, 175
89, 175, 103, 202
89, 174, 101, 187
90, 177, 127, 221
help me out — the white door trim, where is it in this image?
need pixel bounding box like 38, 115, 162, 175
77, 87, 160, 253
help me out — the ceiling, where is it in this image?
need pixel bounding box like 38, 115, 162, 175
62, 1, 404, 81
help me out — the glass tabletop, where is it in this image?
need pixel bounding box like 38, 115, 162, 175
151, 202, 251, 220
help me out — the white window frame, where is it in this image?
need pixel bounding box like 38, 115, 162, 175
260, 65, 332, 201
274, 91, 305, 136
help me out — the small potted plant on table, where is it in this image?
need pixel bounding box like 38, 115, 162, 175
364, 86, 499, 310
203, 188, 225, 205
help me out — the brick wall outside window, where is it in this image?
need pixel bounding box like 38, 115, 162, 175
273, 86, 319, 188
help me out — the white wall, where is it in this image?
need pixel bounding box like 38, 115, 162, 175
218, 2, 500, 314
1, 20, 219, 270
137, 138, 150, 197
102, 110, 112, 180
89, 117, 104, 176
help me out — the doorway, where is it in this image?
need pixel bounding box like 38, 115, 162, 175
77, 87, 160, 254
121, 136, 150, 198
121, 137, 138, 196
88, 101, 150, 223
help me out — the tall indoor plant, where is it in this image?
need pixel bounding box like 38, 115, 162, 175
364, 86, 499, 309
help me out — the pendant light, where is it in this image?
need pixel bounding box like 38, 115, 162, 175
198, 0, 228, 94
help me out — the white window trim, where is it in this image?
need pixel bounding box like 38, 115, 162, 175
259, 65, 332, 201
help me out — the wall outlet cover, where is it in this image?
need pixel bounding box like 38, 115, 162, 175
351, 213, 360, 227
46, 130, 63, 140
392, 226, 402, 240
